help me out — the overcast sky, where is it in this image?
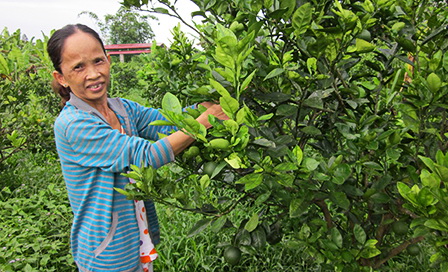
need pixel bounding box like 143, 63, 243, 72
0, 0, 199, 45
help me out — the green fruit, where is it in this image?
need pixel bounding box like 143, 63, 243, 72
407, 244, 420, 256
391, 221, 408, 235
427, 73, 442, 92
203, 161, 217, 176
183, 145, 200, 159
223, 246, 241, 266
209, 138, 230, 150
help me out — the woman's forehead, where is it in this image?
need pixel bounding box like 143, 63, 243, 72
61, 31, 104, 60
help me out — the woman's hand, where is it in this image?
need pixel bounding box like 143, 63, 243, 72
197, 103, 229, 129
167, 102, 229, 155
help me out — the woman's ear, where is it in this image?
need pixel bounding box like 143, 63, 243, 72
52, 71, 67, 87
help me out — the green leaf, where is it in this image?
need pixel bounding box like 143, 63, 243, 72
245, 213, 259, 232
149, 120, 175, 126
331, 228, 343, 248
0, 54, 10, 75
24, 264, 34, 272
434, 164, 448, 181
121, 172, 141, 181
353, 224, 366, 244
214, 45, 235, 69
220, 95, 239, 118
181, 118, 206, 139
253, 138, 276, 147
301, 126, 322, 135
240, 69, 257, 91
330, 191, 350, 210
153, 7, 169, 14
420, 169, 440, 188
424, 219, 448, 232
255, 192, 271, 206
306, 57, 317, 74
210, 78, 231, 97
292, 3, 312, 35
273, 174, 294, 187
303, 96, 324, 110
304, 158, 319, 171
257, 113, 274, 121
436, 150, 448, 167
264, 68, 284, 81
211, 216, 227, 232
114, 187, 131, 198
236, 173, 263, 191
417, 187, 437, 207
331, 163, 351, 185
162, 92, 182, 114
292, 145, 303, 166
356, 38, 375, 53
290, 198, 305, 218
199, 174, 211, 191
188, 218, 213, 237
359, 246, 381, 259
274, 162, 298, 172
418, 155, 435, 172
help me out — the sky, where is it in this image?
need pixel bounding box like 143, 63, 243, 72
0, 0, 199, 45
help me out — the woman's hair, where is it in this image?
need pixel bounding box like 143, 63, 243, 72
47, 24, 106, 107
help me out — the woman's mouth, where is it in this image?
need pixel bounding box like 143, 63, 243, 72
87, 83, 104, 91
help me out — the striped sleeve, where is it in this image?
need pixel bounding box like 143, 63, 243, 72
56, 111, 174, 172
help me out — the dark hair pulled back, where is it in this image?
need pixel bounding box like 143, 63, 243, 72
47, 24, 106, 107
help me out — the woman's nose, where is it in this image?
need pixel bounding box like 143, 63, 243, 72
85, 65, 100, 79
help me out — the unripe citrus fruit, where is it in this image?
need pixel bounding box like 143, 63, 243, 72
391, 221, 408, 235
223, 246, 241, 266
183, 145, 200, 159
407, 244, 420, 256
209, 138, 230, 150
203, 161, 217, 176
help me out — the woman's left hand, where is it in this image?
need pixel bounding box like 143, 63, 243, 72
197, 103, 229, 128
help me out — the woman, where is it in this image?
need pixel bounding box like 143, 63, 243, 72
47, 24, 227, 272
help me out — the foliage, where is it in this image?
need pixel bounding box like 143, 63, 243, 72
109, 56, 150, 104
120, 0, 448, 270
135, 24, 211, 107
79, 7, 157, 44
0, 28, 58, 172
0, 153, 75, 272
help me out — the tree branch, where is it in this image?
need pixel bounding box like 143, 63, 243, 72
372, 236, 425, 269
314, 199, 334, 229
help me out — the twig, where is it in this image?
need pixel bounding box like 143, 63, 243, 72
139, 2, 213, 47
372, 236, 425, 269
314, 199, 334, 229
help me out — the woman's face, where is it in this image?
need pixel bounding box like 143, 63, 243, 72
53, 30, 110, 107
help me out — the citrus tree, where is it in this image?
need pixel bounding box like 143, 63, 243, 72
119, 0, 447, 270
0, 29, 58, 172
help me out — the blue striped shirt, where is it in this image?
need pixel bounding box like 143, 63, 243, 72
54, 93, 177, 272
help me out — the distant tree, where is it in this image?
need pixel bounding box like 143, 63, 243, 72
79, 7, 157, 44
